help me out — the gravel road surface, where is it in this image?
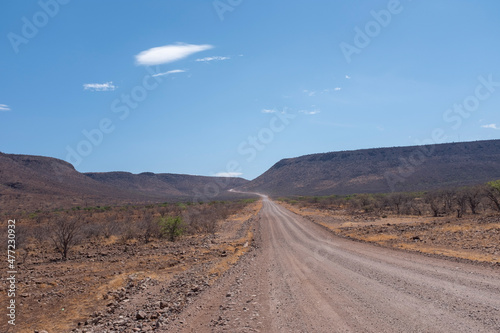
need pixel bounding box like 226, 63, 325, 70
164, 196, 500, 332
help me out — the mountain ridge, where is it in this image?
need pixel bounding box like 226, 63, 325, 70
238, 139, 500, 196
3, 138, 500, 211
0, 152, 248, 213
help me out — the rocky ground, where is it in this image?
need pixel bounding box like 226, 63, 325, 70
0, 202, 260, 333
282, 202, 500, 265
4, 198, 500, 332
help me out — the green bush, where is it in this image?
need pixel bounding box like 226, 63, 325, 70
488, 179, 500, 191
158, 216, 184, 241
486, 180, 500, 211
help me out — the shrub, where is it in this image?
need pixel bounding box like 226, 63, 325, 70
158, 216, 184, 241
102, 221, 120, 239
50, 216, 82, 260
139, 211, 159, 243
119, 219, 136, 243
485, 180, 500, 211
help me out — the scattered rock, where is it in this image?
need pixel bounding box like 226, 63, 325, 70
136, 310, 147, 320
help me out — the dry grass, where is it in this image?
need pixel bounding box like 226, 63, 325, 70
396, 243, 500, 264
349, 234, 399, 243
281, 200, 500, 265
207, 202, 260, 277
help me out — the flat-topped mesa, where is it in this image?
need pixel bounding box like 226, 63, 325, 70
239, 139, 500, 196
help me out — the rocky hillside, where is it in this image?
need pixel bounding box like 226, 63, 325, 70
239, 140, 500, 196
84, 171, 248, 202
0, 153, 248, 212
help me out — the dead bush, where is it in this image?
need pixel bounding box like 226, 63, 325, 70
138, 211, 159, 243
49, 215, 83, 260
119, 219, 137, 243
102, 221, 121, 239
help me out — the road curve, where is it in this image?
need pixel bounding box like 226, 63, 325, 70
165, 196, 500, 332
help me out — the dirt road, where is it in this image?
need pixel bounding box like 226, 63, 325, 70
164, 196, 500, 332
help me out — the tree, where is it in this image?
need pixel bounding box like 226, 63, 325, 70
463, 185, 484, 215
406, 198, 424, 216
158, 205, 169, 218
374, 195, 391, 214
455, 189, 468, 218
388, 193, 410, 215
424, 191, 442, 217
355, 194, 375, 213
485, 180, 500, 211
50, 215, 82, 260
441, 189, 456, 215
158, 216, 184, 242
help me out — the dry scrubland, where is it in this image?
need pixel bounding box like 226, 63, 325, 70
0, 199, 260, 333
0, 151, 250, 215
279, 182, 500, 265
3, 180, 500, 332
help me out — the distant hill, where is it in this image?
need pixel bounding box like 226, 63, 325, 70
4, 139, 500, 212
0, 153, 248, 213
239, 140, 500, 196
84, 172, 248, 202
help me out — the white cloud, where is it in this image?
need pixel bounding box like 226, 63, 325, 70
320, 89, 332, 93
303, 89, 316, 97
135, 43, 213, 66
345, 75, 351, 79
482, 123, 499, 130
83, 82, 116, 91
261, 108, 277, 114
0, 104, 11, 111
300, 109, 321, 115
306, 88, 342, 95
214, 172, 243, 177
152, 69, 186, 77
196, 56, 230, 62
281, 107, 290, 114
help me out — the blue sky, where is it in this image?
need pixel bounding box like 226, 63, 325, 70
1, 0, 500, 180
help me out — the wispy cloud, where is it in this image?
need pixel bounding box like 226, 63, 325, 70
300, 109, 321, 115
482, 123, 499, 130
136, 43, 213, 66
0, 104, 11, 111
303, 89, 316, 97
196, 56, 230, 62
305, 88, 341, 95
214, 172, 243, 177
261, 108, 277, 114
83, 82, 116, 91
345, 75, 351, 79
152, 69, 186, 78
